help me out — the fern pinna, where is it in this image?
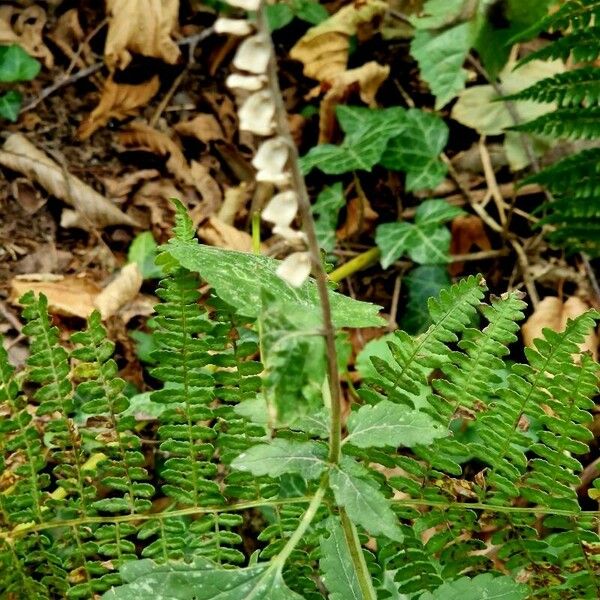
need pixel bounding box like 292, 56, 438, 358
506, 0, 600, 255
2, 205, 600, 600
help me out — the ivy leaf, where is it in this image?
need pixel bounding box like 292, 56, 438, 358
329, 458, 403, 542
380, 110, 449, 191
128, 231, 163, 279
293, 0, 329, 24
266, 3, 295, 30
401, 265, 451, 334
0, 44, 41, 82
375, 200, 464, 268
418, 573, 528, 600
313, 182, 345, 252
345, 400, 447, 448
103, 558, 304, 599
319, 517, 362, 600
0, 90, 21, 122
231, 438, 328, 480
164, 238, 385, 328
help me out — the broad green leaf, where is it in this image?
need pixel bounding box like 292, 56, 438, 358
0, 90, 21, 122
293, 0, 329, 24
231, 438, 328, 480
129, 330, 158, 364
419, 573, 527, 600
313, 182, 345, 252
410, 0, 467, 29
0, 44, 41, 82
355, 332, 397, 380
266, 3, 295, 30
319, 517, 362, 600
381, 110, 449, 191
102, 558, 303, 599
329, 458, 403, 542
336, 105, 407, 135
414, 199, 464, 228
164, 239, 385, 328
128, 231, 163, 279
376, 222, 414, 269
345, 400, 447, 448
401, 265, 451, 334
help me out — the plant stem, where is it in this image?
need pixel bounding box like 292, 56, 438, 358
329, 247, 381, 283
340, 508, 378, 600
259, 6, 343, 465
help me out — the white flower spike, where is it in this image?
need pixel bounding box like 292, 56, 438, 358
238, 90, 276, 135
262, 191, 298, 227
233, 33, 271, 74
226, 73, 266, 91
223, 0, 261, 9
276, 251, 312, 287
214, 18, 254, 36
273, 226, 308, 245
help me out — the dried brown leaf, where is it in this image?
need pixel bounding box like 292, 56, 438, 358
0, 134, 138, 228
174, 114, 224, 144
48, 8, 91, 67
337, 195, 378, 241
104, 0, 180, 70
198, 216, 256, 252
94, 263, 143, 320
79, 75, 160, 140
449, 215, 491, 276
190, 161, 222, 214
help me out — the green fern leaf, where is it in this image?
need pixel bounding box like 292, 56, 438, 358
419, 573, 527, 600
512, 107, 600, 139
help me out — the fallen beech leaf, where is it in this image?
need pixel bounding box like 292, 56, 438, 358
318, 61, 389, 142
10, 275, 100, 319
48, 8, 91, 67
79, 75, 160, 140
174, 114, 224, 144
0, 134, 138, 228
0, 5, 53, 68
290, 0, 387, 82
190, 161, 222, 214
522, 296, 598, 360
94, 263, 143, 320
103, 169, 160, 202
11, 178, 46, 215
449, 215, 491, 276
337, 195, 378, 241
198, 216, 256, 253
118, 122, 193, 185
104, 0, 180, 70
218, 183, 251, 225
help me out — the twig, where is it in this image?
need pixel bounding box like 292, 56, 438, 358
388, 274, 402, 329
479, 137, 507, 229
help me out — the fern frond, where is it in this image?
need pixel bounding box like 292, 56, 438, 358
519, 28, 600, 65
505, 68, 600, 107
512, 107, 600, 139
534, 0, 600, 33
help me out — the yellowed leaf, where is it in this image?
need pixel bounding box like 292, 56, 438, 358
0, 134, 138, 228
10, 275, 100, 319
174, 114, 224, 144
79, 75, 160, 140
522, 296, 598, 360
290, 0, 387, 81
198, 216, 256, 252
118, 122, 193, 185
104, 0, 180, 70
94, 263, 143, 320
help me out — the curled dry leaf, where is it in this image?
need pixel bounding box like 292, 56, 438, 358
10, 275, 100, 319
337, 195, 378, 241
238, 90, 276, 136
0, 5, 54, 68
79, 75, 160, 140
174, 114, 224, 144
232, 33, 271, 74
11, 178, 46, 215
276, 252, 312, 288
318, 61, 389, 142
198, 216, 256, 252
449, 215, 492, 276
214, 18, 254, 36
48, 8, 91, 67
522, 296, 598, 360
0, 134, 138, 228
118, 122, 193, 185
94, 263, 143, 320
190, 161, 222, 214
104, 0, 180, 71
290, 0, 387, 82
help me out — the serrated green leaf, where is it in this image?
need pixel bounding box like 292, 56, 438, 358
380, 110, 449, 191
164, 239, 385, 328
319, 517, 362, 600
418, 573, 527, 600
0, 90, 21, 122
345, 400, 447, 448
128, 232, 163, 279
313, 182, 345, 252
329, 459, 403, 542
102, 559, 303, 599
232, 439, 328, 480
0, 44, 41, 82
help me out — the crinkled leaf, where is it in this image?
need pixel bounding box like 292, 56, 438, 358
345, 400, 447, 448
313, 182, 345, 252
418, 573, 528, 600
231, 439, 328, 480
319, 517, 362, 600
0, 90, 21, 122
381, 110, 449, 191
329, 458, 403, 542
102, 558, 303, 599
0, 44, 41, 82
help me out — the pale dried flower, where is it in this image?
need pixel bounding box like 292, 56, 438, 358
252, 137, 289, 172
223, 0, 261, 9
226, 73, 266, 91
214, 18, 254, 36
273, 226, 308, 245
262, 191, 298, 227
276, 251, 312, 287
239, 90, 276, 135
233, 33, 271, 74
